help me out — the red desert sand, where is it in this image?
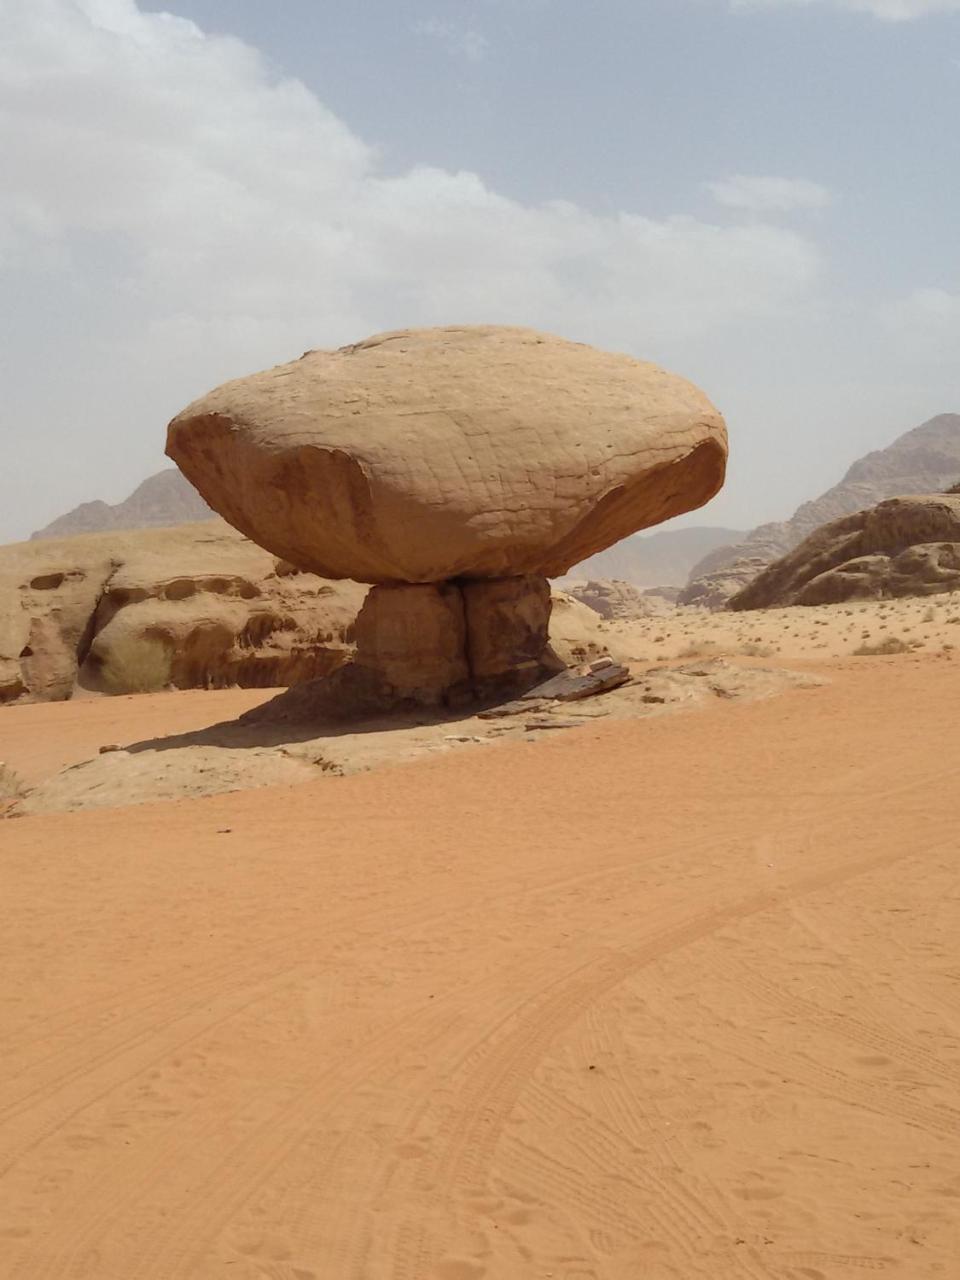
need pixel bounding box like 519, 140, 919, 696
2, 654, 960, 1278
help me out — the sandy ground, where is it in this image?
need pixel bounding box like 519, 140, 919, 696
2, 651, 960, 1278
0, 687, 273, 787
601, 589, 960, 662
0, 658, 823, 815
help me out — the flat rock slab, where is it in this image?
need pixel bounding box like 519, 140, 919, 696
523, 718, 588, 732
522, 662, 631, 702
477, 662, 631, 718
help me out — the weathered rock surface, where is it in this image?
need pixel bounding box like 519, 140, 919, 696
9, 745, 329, 817
352, 583, 469, 703
678, 557, 771, 611
167, 326, 727, 584
0, 762, 26, 803
0, 522, 364, 702
1, 525, 614, 708
729, 495, 960, 609
561, 578, 676, 620
687, 412, 960, 585
547, 591, 621, 666
461, 576, 561, 690
239, 574, 566, 722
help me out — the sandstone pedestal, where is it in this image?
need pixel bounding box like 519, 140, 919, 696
242, 574, 563, 724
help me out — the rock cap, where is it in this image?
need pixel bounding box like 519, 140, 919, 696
167, 325, 726, 584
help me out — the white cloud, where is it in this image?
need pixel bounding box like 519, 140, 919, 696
0, 0, 825, 537
731, 0, 960, 20
0, 0, 821, 344
415, 18, 490, 63
707, 175, 832, 213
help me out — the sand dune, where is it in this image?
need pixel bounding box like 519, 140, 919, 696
2, 652, 959, 1277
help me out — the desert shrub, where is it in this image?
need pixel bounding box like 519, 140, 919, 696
98, 635, 173, 694
944, 480, 960, 495
677, 641, 720, 658
739, 641, 774, 657
0, 762, 27, 802
852, 635, 911, 656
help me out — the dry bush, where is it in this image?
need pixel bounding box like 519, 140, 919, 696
852, 635, 911, 656
0, 762, 27, 802
738, 641, 774, 657
99, 635, 173, 694
677, 641, 720, 658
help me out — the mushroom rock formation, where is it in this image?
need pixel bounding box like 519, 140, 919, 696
167, 325, 727, 711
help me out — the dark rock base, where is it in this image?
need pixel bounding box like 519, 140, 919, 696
243, 574, 565, 724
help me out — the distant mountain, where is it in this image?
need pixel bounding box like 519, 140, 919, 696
568, 526, 744, 587
687, 413, 960, 583
31, 470, 211, 540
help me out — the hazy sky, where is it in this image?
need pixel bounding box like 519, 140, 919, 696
1, 0, 957, 542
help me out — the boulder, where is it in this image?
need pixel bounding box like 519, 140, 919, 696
352, 583, 469, 703
461, 576, 562, 691
678, 557, 771, 610
547, 591, 621, 667
729, 494, 960, 609
0, 762, 26, 803
0, 551, 116, 702
166, 326, 727, 585
561, 578, 675, 620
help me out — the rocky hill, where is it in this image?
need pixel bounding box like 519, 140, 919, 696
729, 494, 960, 609
31, 469, 211, 540
688, 413, 960, 585
563, 525, 742, 586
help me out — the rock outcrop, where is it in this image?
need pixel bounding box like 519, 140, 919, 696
0, 762, 26, 804
547, 591, 622, 666
167, 326, 726, 584
0, 524, 615, 706
729, 494, 960, 609
561, 578, 675, 621
678, 557, 771, 611
0, 522, 364, 703
687, 412, 960, 587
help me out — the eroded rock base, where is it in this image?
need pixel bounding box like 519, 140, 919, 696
244, 574, 565, 724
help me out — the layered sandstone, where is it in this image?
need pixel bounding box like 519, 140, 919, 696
729, 494, 960, 609
0, 522, 364, 703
